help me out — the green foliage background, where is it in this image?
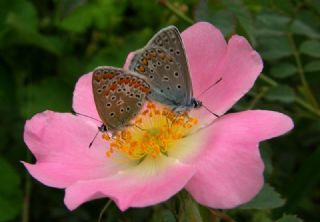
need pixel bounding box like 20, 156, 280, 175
0, 0, 319, 221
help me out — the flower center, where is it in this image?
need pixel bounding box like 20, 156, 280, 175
103, 102, 199, 161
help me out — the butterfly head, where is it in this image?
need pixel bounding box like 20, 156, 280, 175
191, 98, 202, 109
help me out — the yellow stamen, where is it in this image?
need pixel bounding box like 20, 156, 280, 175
104, 102, 199, 161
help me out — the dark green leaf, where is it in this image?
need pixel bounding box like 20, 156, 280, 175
277, 215, 303, 222
0, 157, 22, 221
291, 19, 320, 39
239, 183, 285, 209
265, 85, 295, 103
259, 37, 293, 60
300, 40, 320, 58
21, 77, 72, 118
270, 63, 296, 78
305, 60, 320, 72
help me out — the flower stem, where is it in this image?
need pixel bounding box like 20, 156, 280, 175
98, 199, 112, 222
247, 86, 269, 109
158, 0, 194, 25
287, 32, 319, 108
210, 209, 237, 222
259, 74, 320, 117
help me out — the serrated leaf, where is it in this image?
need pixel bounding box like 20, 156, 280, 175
223, 0, 256, 44
305, 60, 320, 72
265, 85, 295, 103
291, 19, 320, 39
195, 0, 234, 36
270, 63, 296, 78
0, 157, 22, 221
277, 215, 303, 222
256, 12, 290, 36
300, 40, 320, 58
239, 184, 285, 209
259, 37, 293, 60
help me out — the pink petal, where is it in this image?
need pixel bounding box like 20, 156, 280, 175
181, 22, 227, 100
200, 35, 263, 115
65, 156, 195, 211
23, 111, 121, 188
72, 73, 100, 120
186, 110, 293, 209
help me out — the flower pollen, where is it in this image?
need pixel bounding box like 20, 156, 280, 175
104, 102, 199, 161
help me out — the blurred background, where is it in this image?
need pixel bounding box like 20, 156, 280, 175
0, 0, 319, 221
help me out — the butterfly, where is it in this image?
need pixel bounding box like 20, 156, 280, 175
128, 26, 203, 113
92, 66, 151, 134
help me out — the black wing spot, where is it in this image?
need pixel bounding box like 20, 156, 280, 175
111, 96, 116, 101
120, 108, 124, 113
110, 112, 115, 117
176, 50, 181, 55
126, 106, 131, 112
157, 61, 162, 66
174, 72, 179, 78
150, 69, 154, 73
106, 103, 111, 107
149, 75, 154, 79
137, 102, 142, 107
167, 87, 171, 91
169, 48, 174, 53
177, 84, 181, 89
165, 65, 170, 70
97, 89, 102, 94
163, 76, 169, 81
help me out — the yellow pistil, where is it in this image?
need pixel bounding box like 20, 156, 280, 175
104, 102, 199, 161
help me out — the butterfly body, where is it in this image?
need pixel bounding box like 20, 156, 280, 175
92, 66, 150, 132
129, 26, 202, 113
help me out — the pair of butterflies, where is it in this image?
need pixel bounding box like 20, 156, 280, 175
92, 26, 203, 133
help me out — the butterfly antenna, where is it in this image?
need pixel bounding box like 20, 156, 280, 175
197, 77, 222, 99
202, 104, 220, 118
89, 130, 100, 148
72, 110, 103, 123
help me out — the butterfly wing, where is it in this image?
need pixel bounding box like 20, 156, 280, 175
129, 26, 192, 109
92, 66, 150, 131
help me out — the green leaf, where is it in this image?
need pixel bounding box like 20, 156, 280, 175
0, 157, 22, 221
256, 12, 290, 36
265, 85, 295, 103
21, 77, 72, 118
282, 147, 320, 212
224, 0, 256, 45
59, 0, 123, 33
239, 183, 285, 209
305, 60, 320, 72
0, 0, 38, 32
300, 40, 320, 58
291, 19, 320, 39
270, 63, 296, 78
259, 37, 293, 60
152, 209, 176, 222
277, 215, 303, 222
194, 0, 235, 36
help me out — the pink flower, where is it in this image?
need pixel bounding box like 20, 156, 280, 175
23, 22, 293, 211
